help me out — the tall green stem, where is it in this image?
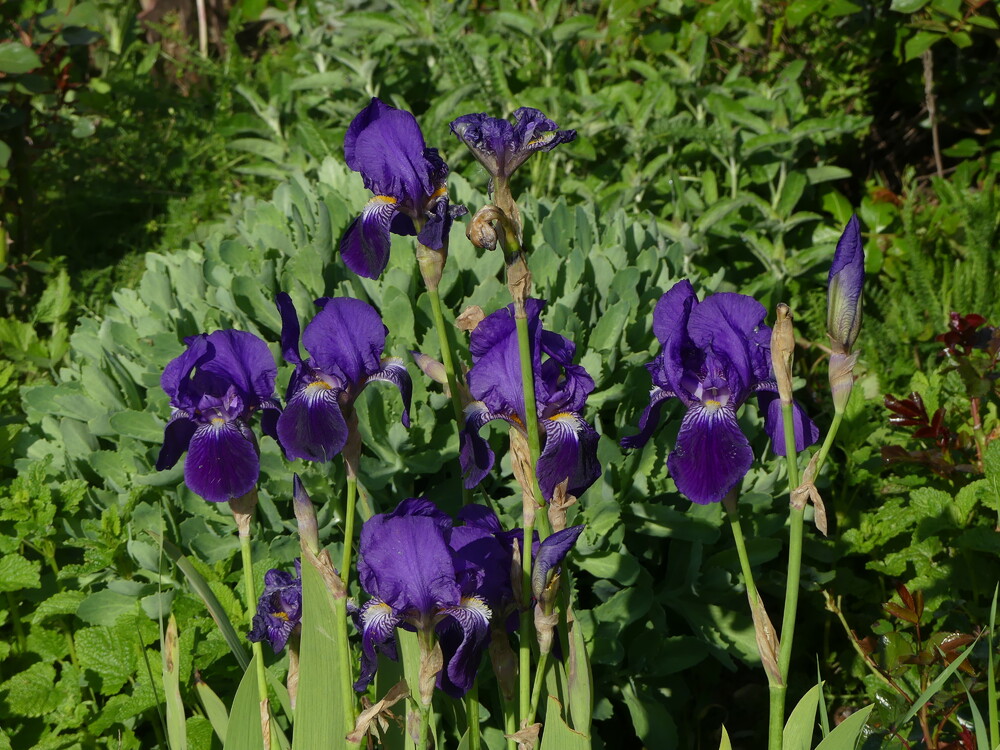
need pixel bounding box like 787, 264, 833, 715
426, 284, 466, 431
527, 648, 549, 725
465, 681, 481, 750
340, 476, 357, 589
812, 410, 844, 476
238, 526, 275, 749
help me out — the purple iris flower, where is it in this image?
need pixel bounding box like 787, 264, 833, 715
156, 330, 280, 503
340, 98, 467, 279
355, 498, 509, 698
621, 281, 819, 505
275, 292, 411, 463
247, 560, 302, 653
460, 299, 601, 501
827, 214, 864, 354
450, 108, 576, 184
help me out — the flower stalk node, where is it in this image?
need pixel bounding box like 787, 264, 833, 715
506, 721, 541, 750
534, 607, 560, 655
548, 479, 577, 532
418, 640, 444, 707
791, 452, 828, 535
416, 242, 446, 291
347, 680, 409, 744
229, 491, 257, 538
457, 305, 486, 332
829, 350, 859, 414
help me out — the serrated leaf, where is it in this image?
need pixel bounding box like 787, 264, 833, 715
0, 662, 60, 717
0, 554, 41, 591
76, 625, 136, 695
31, 590, 86, 624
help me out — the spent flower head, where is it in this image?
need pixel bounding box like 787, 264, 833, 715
450, 108, 576, 187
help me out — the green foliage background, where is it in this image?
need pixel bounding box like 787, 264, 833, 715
1, 0, 998, 748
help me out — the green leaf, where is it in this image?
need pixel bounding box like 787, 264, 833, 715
783, 682, 822, 749
76, 625, 136, 695
539, 695, 590, 749
292, 556, 352, 750
222, 656, 264, 750
31, 590, 86, 624
195, 676, 229, 745
890, 0, 930, 11
895, 635, 979, 728
566, 603, 593, 733
719, 725, 733, 750
904, 31, 940, 61
77, 588, 136, 626
0, 554, 41, 591
154, 533, 249, 671
814, 705, 874, 749
163, 615, 187, 750
0, 42, 41, 74
0, 662, 60, 717
108, 410, 164, 442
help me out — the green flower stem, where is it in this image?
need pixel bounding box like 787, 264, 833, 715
340, 476, 357, 589
518, 529, 534, 724
812, 410, 844, 476
426, 284, 466, 431
727, 500, 783, 750
5, 592, 26, 653
465, 680, 481, 750
527, 648, 549, 725
501, 686, 517, 750
238, 527, 275, 749
418, 703, 431, 750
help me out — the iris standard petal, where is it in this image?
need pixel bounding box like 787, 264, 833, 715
340, 196, 398, 279
276, 383, 349, 462
183, 419, 260, 503
357, 511, 460, 617
346, 100, 434, 202
161, 335, 211, 409
194, 330, 278, 406
537, 412, 601, 500
667, 404, 754, 505
302, 297, 387, 387
686, 293, 770, 400
531, 525, 584, 601
156, 412, 197, 471
757, 391, 820, 455
467, 301, 544, 417
354, 598, 401, 692
364, 357, 413, 428
448, 525, 512, 607
436, 597, 492, 698
620, 386, 675, 450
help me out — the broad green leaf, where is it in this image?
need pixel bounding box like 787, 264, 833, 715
814, 705, 874, 749
222, 657, 264, 750
163, 615, 187, 750
783, 682, 822, 750
904, 31, 940, 61
0, 662, 60, 717
292, 556, 353, 750
539, 695, 590, 750
0, 42, 41, 74
109, 410, 164, 442
76, 625, 136, 695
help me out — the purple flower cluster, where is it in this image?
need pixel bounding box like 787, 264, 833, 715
354, 497, 582, 697
460, 299, 601, 500
622, 281, 819, 504
248, 560, 303, 653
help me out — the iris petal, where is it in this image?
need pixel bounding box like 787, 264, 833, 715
340, 196, 398, 279
354, 599, 401, 692
537, 412, 601, 500
531, 525, 584, 600
667, 404, 753, 505
183, 419, 260, 503
620, 386, 675, 450
303, 297, 387, 386
276, 383, 349, 462
437, 596, 492, 697
757, 390, 820, 455
156, 412, 197, 471
459, 402, 501, 490
364, 357, 413, 428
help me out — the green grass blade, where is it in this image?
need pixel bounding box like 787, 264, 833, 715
152, 531, 250, 671
719, 725, 733, 750
783, 682, 822, 750
895, 634, 980, 729
194, 676, 229, 745
223, 655, 264, 750
814, 705, 874, 750
989, 583, 998, 750
291, 554, 352, 749
960, 680, 989, 750
816, 659, 831, 738
163, 614, 187, 750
